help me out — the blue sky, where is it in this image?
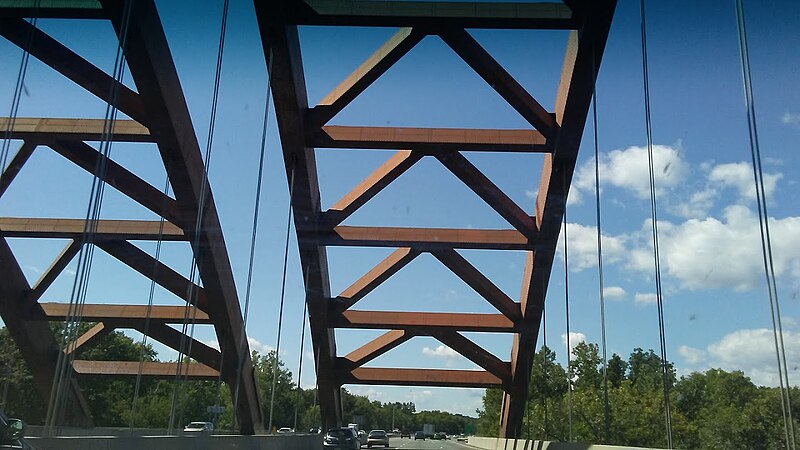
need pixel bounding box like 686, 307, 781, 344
1, 0, 799, 417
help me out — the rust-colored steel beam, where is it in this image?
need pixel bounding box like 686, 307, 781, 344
501, 0, 617, 438
65, 322, 112, 357
335, 310, 517, 333
72, 360, 219, 379
342, 367, 504, 388
313, 28, 425, 125
50, 140, 184, 227
96, 240, 209, 312
308, 226, 532, 250
255, 1, 340, 429
314, 125, 548, 152
28, 240, 81, 303
0, 19, 149, 125
287, 0, 577, 29
435, 152, 536, 238
0, 237, 93, 426
0, 141, 36, 198
0, 117, 152, 143
0, 2, 105, 19
342, 330, 413, 368
430, 249, 521, 321
135, 322, 222, 372
323, 150, 422, 227
40, 303, 212, 325
428, 329, 511, 383
0, 217, 186, 241
333, 247, 420, 312
439, 28, 557, 139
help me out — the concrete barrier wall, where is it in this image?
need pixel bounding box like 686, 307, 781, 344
466, 436, 667, 450
26, 434, 323, 450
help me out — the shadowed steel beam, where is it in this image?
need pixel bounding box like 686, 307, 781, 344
307, 226, 532, 250
96, 240, 209, 312
440, 28, 557, 139
335, 310, 517, 332
342, 330, 412, 367
0, 141, 36, 198
342, 367, 503, 388
0, 19, 149, 125
314, 125, 548, 152
501, 0, 617, 438
333, 247, 420, 312
313, 28, 425, 125
50, 140, 184, 227
0, 1, 104, 19
436, 152, 536, 238
292, 0, 577, 29
72, 360, 219, 379
29, 240, 81, 302
136, 322, 222, 372
428, 329, 510, 382
256, 3, 341, 428
0, 217, 186, 241
323, 150, 422, 227
431, 249, 521, 321
0, 117, 152, 143
40, 303, 212, 324
65, 322, 111, 357
0, 237, 92, 426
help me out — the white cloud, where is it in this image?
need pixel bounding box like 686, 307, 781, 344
572, 144, 688, 203
556, 222, 628, 271
678, 345, 707, 365
781, 111, 800, 126
203, 337, 275, 356
634, 292, 658, 305
422, 345, 459, 359
627, 205, 800, 291
561, 332, 586, 355
708, 162, 781, 202
603, 286, 627, 300
525, 188, 537, 200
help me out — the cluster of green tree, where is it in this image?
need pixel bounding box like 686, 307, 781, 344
476, 341, 799, 449
0, 326, 475, 435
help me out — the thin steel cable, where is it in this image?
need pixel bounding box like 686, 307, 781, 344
639, 1, 673, 447
293, 265, 311, 431
168, 0, 230, 432
542, 304, 548, 439
591, 41, 611, 442
562, 174, 573, 443
734, 1, 795, 447
268, 163, 297, 433
232, 47, 274, 431
129, 174, 171, 431
46, 0, 133, 430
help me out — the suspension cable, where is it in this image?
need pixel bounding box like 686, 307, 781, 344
562, 174, 573, 443
45, 0, 133, 431
734, 1, 795, 448
639, 1, 673, 447
591, 41, 611, 443
293, 265, 311, 431
542, 304, 548, 439
168, 0, 230, 433
268, 163, 297, 432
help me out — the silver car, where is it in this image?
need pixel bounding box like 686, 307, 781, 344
367, 429, 389, 448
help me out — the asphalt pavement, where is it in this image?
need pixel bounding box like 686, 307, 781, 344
364, 437, 474, 450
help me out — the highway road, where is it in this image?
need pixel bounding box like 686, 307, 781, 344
362, 437, 473, 450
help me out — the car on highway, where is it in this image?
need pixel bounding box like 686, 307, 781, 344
183, 421, 214, 434
324, 427, 360, 450
276, 427, 293, 434
433, 432, 447, 440
0, 411, 26, 449
367, 429, 389, 448
414, 431, 426, 440
400, 430, 411, 438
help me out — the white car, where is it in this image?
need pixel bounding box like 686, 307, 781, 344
277, 427, 294, 434
183, 421, 214, 433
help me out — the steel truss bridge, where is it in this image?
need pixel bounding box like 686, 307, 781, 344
0, 0, 615, 437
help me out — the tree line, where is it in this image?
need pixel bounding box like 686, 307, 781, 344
0, 326, 475, 434
476, 341, 799, 449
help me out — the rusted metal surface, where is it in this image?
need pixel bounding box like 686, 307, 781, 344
259, 0, 615, 438
40, 303, 212, 324
0, 117, 152, 142
0, 217, 185, 241
72, 360, 219, 379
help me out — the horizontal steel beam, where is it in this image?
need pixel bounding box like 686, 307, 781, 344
0, 217, 185, 241
0, 1, 105, 19
288, 0, 577, 29
341, 367, 504, 388
333, 310, 517, 332
313, 126, 549, 152
40, 303, 212, 324
305, 226, 533, 250
72, 360, 219, 379
0, 118, 152, 142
